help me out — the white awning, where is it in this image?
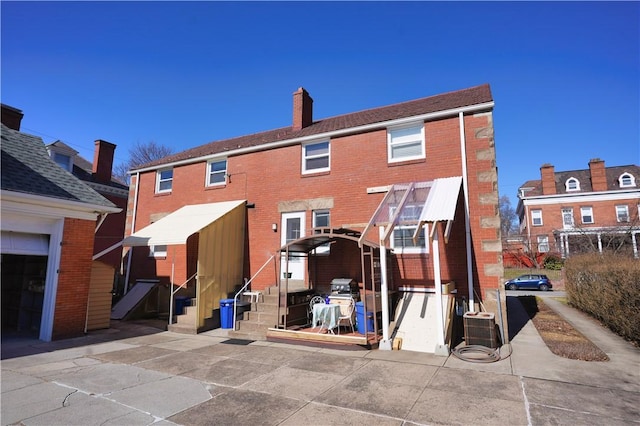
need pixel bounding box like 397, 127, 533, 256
418, 176, 462, 223
123, 200, 246, 247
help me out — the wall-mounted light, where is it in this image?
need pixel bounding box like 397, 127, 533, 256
272, 223, 278, 232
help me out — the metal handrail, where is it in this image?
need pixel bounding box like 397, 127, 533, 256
232, 254, 275, 331
169, 272, 197, 326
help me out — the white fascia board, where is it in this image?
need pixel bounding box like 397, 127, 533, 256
521, 190, 640, 206
1, 191, 121, 221
131, 101, 495, 174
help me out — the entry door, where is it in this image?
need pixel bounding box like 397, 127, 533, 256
281, 212, 306, 280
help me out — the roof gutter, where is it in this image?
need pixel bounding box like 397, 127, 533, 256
1, 190, 121, 220
130, 101, 495, 174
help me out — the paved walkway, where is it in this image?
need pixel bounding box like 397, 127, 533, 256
1, 296, 638, 425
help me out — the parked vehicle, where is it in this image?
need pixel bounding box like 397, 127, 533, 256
505, 274, 552, 291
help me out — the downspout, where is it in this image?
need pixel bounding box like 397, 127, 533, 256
459, 112, 475, 312
124, 172, 140, 294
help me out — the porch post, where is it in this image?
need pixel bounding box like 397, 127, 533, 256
378, 226, 392, 350
432, 225, 449, 355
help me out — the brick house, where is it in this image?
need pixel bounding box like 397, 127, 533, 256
45, 140, 128, 270
1, 104, 122, 341
123, 84, 503, 351
516, 159, 640, 258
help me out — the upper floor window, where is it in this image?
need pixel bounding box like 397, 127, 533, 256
156, 168, 173, 193
53, 152, 73, 172
580, 206, 594, 224
616, 205, 629, 223
531, 209, 543, 226
207, 159, 227, 186
302, 140, 330, 173
387, 123, 425, 163
562, 207, 574, 228
565, 177, 580, 191
619, 173, 636, 188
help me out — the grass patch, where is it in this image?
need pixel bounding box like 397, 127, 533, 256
518, 296, 609, 362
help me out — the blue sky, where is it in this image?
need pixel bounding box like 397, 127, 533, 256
2, 1, 638, 207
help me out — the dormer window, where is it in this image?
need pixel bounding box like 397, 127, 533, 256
565, 177, 580, 191
619, 172, 636, 188
53, 152, 72, 172
46, 142, 77, 172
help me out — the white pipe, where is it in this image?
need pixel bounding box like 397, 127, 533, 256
124, 172, 140, 294
459, 112, 474, 312
378, 226, 392, 350
432, 225, 446, 350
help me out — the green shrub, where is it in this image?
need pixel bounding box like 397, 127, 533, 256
564, 253, 640, 345
543, 254, 564, 270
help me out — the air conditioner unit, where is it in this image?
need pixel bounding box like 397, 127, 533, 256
463, 312, 499, 348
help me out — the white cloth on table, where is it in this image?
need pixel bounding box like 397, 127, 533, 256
312, 303, 341, 331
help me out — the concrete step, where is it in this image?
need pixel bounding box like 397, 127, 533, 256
167, 323, 197, 335
227, 329, 267, 341
243, 310, 278, 323
236, 320, 277, 333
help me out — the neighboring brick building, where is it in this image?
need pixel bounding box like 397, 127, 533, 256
45, 140, 128, 270
124, 84, 503, 346
1, 105, 121, 341
516, 159, 640, 258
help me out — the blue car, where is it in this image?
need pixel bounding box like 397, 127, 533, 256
505, 274, 552, 291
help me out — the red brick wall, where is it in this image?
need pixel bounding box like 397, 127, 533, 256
127, 111, 500, 300
52, 218, 96, 339
93, 192, 127, 269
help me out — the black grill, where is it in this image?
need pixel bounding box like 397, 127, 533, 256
330, 278, 358, 296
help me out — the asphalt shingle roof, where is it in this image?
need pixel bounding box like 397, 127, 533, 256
1, 124, 116, 208
519, 164, 640, 197
136, 84, 493, 170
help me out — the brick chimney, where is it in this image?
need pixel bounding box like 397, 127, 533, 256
589, 158, 607, 192
292, 87, 313, 131
540, 163, 556, 195
92, 139, 116, 184
1, 104, 24, 131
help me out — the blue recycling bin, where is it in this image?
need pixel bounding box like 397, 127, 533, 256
220, 298, 235, 329
355, 301, 375, 334
174, 296, 190, 315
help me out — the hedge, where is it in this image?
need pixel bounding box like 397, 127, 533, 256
564, 253, 640, 345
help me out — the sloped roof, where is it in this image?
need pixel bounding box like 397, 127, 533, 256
519, 164, 640, 197
1, 124, 116, 208
136, 84, 493, 170
47, 140, 128, 190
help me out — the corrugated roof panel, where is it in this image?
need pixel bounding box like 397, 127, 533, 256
420, 176, 462, 222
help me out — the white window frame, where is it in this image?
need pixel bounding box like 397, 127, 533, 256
565, 177, 580, 191
580, 206, 594, 224
156, 168, 173, 193
53, 152, 73, 172
149, 244, 167, 258
531, 209, 543, 226
389, 204, 429, 254
562, 207, 574, 228
619, 173, 636, 188
312, 209, 331, 255
206, 158, 227, 187
302, 140, 330, 174
387, 123, 425, 163
537, 235, 549, 253
616, 205, 629, 223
